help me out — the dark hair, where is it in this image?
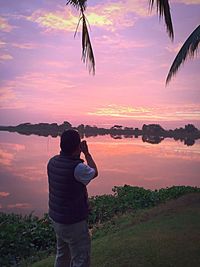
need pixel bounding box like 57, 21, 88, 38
60, 130, 80, 154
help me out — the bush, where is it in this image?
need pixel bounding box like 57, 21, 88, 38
0, 213, 55, 266
88, 185, 200, 225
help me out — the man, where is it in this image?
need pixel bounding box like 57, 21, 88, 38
47, 129, 98, 267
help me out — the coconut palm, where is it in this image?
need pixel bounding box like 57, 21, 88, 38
166, 25, 200, 84
67, 0, 174, 74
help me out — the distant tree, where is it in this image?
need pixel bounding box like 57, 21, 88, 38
58, 121, 72, 131
50, 123, 58, 129
142, 124, 165, 134
63, 121, 72, 128
184, 138, 195, 146
18, 123, 31, 126
184, 124, 198, 133
124, 127, 133, 130
142, 124, 147, 132
77, 124, 85, 132
111, 125, 123, 129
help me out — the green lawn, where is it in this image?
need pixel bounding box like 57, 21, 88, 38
31, 193, 200, 267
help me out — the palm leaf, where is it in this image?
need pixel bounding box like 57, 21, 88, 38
166, 25, 200, 84
66, 0, 95, 74
149, 0, 174, 40
81, 15, 95, 74
66, 0, 87, 11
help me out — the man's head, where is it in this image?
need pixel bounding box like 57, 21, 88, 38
60, 129, 81, 155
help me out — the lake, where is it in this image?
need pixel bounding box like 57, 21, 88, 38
0, 131, 200, 216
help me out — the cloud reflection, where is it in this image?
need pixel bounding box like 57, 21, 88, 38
0, 192, 10, 197
0, 132, 200, 215
0, 143, 25, 166
7, 203, 31, 209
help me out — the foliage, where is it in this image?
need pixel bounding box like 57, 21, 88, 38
66, 1, 199, 85
66, 0, 95, 74
88, 185, 200, 226
166, 25, 200, 84
66, 0, 87, 11
0, 213, 55, 267
66, 0, 173, 75
1, 185, 200, 266
149, 0, 174, 40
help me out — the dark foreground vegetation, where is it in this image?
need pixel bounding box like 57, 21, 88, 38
1, 185, 200, 266
31, 192, 200, 267
0, 121, 200, 146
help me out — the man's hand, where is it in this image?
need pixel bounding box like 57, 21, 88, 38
80, 140, 98, 177
80, 140, 89, 155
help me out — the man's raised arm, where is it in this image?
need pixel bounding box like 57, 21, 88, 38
80, 140, 98, 178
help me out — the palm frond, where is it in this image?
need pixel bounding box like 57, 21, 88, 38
166, 25, 200, 84
149, 0, 174, 40
66, 0, 87, 11
82, 15, 95, 74
67, 0, 95, 74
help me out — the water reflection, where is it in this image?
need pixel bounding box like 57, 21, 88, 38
0, 132, 200, 216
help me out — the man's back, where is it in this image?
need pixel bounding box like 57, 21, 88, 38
48, 153, 89, 224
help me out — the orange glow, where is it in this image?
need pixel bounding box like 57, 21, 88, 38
0, 17, 13, 32
28, 10, 78, 32
88, 104, 200, 122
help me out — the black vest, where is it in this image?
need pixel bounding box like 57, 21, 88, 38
47, 152, 89, 224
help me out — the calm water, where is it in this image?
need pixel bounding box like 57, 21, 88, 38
0, 132, 200, 216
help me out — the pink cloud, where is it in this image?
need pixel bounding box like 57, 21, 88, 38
94, 33, 152, 50
0, 192, 10, 197
0, 40, 6, 48
0, 54, 13, 61
0, 17, 13, 32
0, 71, 76, 111
12, 42, 38, 49
0, 87, 25, 109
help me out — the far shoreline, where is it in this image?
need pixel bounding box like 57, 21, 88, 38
0, 121, 200, 146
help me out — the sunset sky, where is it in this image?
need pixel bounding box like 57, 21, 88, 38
0, 0, 200, 128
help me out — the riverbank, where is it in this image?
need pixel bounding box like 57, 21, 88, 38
31, 193, 200, 267
1, 185, 200, 266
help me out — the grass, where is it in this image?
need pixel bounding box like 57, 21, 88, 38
30, 193, 200, 267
